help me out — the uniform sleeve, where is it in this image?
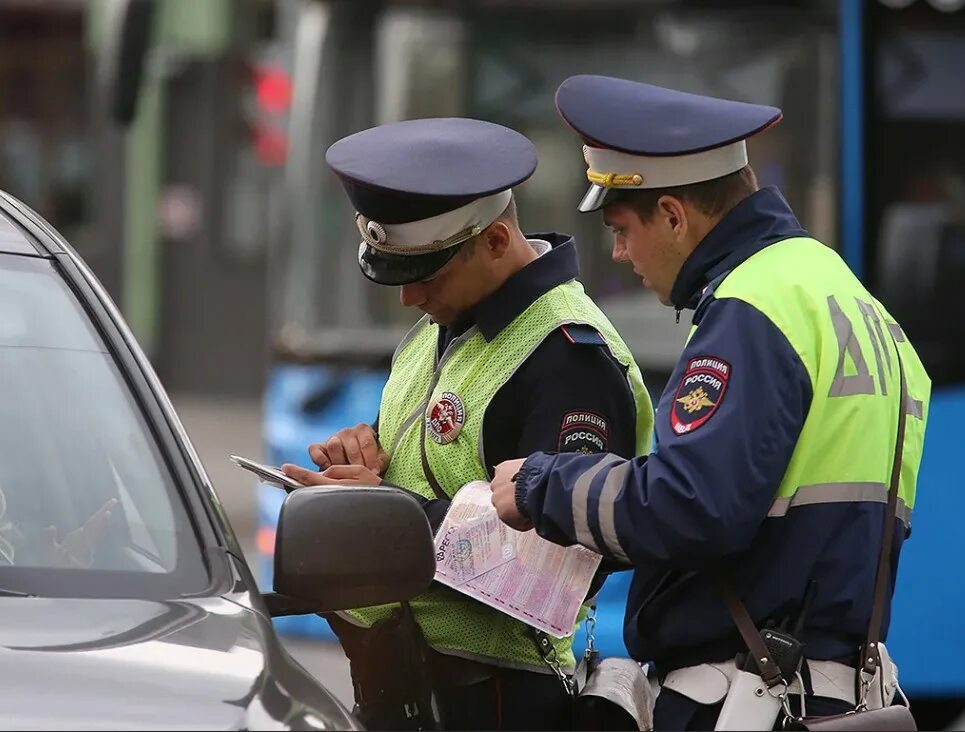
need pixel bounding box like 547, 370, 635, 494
515, 298, 813, 569
507, 325, 638, 462
488, 325, 640, 593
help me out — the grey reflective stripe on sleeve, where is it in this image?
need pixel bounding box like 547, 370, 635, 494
887, 322, 906, 342
768, 481, 912, 526
905, 392, 924, 419
572, 453, 623, 553
597, 460, 632, 562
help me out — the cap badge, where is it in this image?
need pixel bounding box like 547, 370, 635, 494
426, 391, 466, 445
364, 219, 387, 245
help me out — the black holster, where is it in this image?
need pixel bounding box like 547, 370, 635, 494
326, 603, 441, 731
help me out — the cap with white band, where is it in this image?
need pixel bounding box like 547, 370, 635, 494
555, 75, 782, 212
356, 190, 513, 257
326, 118, 536, 285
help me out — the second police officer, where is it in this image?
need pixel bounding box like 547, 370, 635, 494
491, 76, 931, 730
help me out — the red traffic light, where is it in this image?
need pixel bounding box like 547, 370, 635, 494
252, 124, 288, 167
254, 65, 293, 115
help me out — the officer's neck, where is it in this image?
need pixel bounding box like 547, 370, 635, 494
499, 233, 539, 278
468, 230, 538, 309
440, 235, 538, 342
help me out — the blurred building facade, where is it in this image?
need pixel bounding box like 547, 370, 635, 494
1, 0, 962, 396
0, 0, 840, 399
0, 0, 279, 396
0, 0, 965, 394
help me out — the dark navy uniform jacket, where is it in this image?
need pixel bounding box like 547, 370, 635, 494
514, 189, 907, 671
383, 233, 639, 534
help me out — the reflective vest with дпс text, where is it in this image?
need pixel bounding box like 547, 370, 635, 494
708, 237, 930, 525
349, 278, 654, 672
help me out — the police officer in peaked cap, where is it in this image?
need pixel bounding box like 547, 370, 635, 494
281, 116, 655, 730
490, 76, 931, 730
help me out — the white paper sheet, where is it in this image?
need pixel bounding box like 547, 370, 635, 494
434, 480, 602, 638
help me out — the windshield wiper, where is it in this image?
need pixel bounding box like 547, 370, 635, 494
0, 588, 36, 598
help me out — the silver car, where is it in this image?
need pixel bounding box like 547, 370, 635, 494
0, 190, 434, 730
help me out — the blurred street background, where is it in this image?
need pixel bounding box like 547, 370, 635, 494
1, 0, 964, 727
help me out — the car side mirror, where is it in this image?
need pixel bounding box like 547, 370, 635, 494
265, 486, 435, 616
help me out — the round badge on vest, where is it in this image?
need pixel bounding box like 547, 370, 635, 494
426, 391, 465, 444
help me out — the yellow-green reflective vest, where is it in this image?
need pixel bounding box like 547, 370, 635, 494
707, 237, 930, 521
348, 278, 654, 671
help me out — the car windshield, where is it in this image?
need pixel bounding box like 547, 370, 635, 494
0, 251, 209, 597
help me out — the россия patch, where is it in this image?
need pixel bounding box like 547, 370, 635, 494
670, 356, 731, 435
559, 411, 609, 454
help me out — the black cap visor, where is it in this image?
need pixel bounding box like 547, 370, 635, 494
358, 241, 464, 286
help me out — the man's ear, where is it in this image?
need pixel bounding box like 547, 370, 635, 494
656, 195, 689, 240
482, 220, 512, 258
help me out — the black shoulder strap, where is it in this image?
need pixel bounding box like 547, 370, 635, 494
861, 344, 907, 675
526, 625, 575, 695
713, 574, 785, 687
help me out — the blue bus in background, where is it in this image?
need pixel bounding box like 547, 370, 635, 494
260, 1, 965, 726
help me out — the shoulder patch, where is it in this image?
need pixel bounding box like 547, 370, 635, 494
560, 324, 606, 346
670, 356, 731, 435
559, 411, 609, 454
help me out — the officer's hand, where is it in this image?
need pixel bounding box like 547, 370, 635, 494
307, 423, 389, 475
490, 459, 532, 532
43, 498, 118, 569
281, 463, 383, 487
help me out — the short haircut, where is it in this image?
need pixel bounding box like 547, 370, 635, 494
460, 193, 518, 259
496, 193, 518, 225
617, 165, 759, 222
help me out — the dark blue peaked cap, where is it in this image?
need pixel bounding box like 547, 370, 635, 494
556, 75, 782, 156
326, 118, 536, 285
555, 75, 782, 211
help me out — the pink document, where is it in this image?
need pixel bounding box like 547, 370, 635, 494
434, 481, 602, 638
